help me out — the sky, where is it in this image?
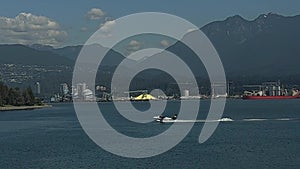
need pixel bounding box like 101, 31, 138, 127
0, 0, 299, 47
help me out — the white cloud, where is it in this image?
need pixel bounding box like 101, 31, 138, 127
126, 40, 142, 55
99, 20, 115, 33
0, 12, 67, 46
160, 40, 170, 47
129, 40, 140, 47
86, 8, 105, 20
128, 40, 141, 51
96, 20, 116, 38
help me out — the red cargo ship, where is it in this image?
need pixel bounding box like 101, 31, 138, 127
243, 95, 300, 100
243, 81, 300, 100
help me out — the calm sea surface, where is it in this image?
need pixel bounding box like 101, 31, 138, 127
0, 99, 299, 169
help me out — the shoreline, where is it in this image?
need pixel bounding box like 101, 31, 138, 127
0, 105, 52, 112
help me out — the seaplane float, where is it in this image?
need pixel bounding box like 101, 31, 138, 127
153, 114, 178, 123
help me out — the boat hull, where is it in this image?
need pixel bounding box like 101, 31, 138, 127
243, 95, 300, 100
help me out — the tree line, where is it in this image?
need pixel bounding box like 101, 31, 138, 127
0, 82, 36, 107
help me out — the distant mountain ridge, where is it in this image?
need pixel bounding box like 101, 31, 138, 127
200, 13, 300, 76
0, 44, 72, 66
0, 13, 299, 77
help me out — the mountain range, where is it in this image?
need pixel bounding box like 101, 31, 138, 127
0, 44, 72, 66
200, 13, 300, 76
0, 13, 300, 89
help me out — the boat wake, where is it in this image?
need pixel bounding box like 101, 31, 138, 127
154, 116, 299, 123
242, 118, 298, 122
154, 117, 234, 123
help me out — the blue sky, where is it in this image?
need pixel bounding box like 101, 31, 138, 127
0, 0, 299, 47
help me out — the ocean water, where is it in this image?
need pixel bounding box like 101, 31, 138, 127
0, 99, 299, 169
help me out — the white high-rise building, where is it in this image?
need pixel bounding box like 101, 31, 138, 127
60, 83, 69, 95
35, 82, 40, 94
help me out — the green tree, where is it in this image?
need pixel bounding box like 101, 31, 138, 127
0, 82, 9, 106
0, 82, 37, 106
23, 87, 35, 106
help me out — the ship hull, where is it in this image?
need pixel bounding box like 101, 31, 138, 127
243, 95, 300, 100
